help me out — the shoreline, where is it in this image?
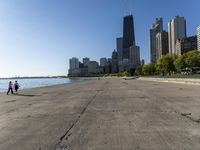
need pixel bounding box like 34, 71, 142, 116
0, 77, 97, 94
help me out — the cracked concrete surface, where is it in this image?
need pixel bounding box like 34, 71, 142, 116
0, 78, 200, 150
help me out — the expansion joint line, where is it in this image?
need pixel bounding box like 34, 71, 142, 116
54, 93, 98, 150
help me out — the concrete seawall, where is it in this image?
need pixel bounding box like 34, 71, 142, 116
1, 78, 200, 150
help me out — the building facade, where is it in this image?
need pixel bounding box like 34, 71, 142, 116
100, 57, 107, 67
111, 50, 118, 73
150, 18, 163, 64
116, 37, 123, 63
105, 59, 112, 73
123, 15, 135, 59
197, 25, 200, 51
156, 31, 169, 59
83, 57, 90, 67
88, 61, 99, 73
141, 59, 145, 66
175, 36, 197, 56
68, 57, 80, 76
130, 45, 140, 67
69, 57, 79, 69
168, 16, 186, 55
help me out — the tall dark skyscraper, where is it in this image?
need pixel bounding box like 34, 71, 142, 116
123, 15, 135, 59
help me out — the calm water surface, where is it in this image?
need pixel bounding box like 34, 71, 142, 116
0, 77, 94, 93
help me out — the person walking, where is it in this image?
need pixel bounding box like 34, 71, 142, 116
14, 80, 20, 94
7, 81, 13, 95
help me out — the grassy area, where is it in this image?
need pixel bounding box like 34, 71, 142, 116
165, 74, 200, 78
141, 74, 200, 79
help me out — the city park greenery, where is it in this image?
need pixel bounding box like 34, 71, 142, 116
116, 49, 200, 77
136, 50, 200, 77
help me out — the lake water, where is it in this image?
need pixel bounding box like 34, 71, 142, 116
0, 77, 95, 93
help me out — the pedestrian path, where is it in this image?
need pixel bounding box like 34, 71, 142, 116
139, 77, 200, 85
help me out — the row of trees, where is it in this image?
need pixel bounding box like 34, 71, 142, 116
136, 50, 200, 76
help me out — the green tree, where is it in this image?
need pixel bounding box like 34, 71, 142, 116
142, 64, 156, 75
184, 50, 200, 68
156, 54, 175, 75
135, 66, 143, 75
174, 54, 187, 70
174, 50, 200, 71
122, 71, 131, 77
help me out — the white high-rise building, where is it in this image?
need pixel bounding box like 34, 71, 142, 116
168, 16, 186, 55
197, 25, 200, 51
69, 57, 79, 69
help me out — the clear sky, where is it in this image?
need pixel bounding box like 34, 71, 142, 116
0, 0, 199, 77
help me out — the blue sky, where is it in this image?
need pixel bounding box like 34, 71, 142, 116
0, 0, 199, 77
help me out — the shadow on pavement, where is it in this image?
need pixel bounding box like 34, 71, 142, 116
14, 93, 39, 97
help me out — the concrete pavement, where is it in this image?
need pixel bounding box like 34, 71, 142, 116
0, 78, 200, 150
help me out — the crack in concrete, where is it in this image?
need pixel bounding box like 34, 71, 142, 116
54, 93, 98, 150
181, 113, 200, 123
132, 86, 200, 125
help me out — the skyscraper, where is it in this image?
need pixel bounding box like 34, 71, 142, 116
111, 50, 118, 73
69, 57, 79, 69
150, 18, 163, 64
197, 25, 200, 51
156, 31, 169, 59
168, 16, 186, 55
83, 57, 90, 67
118, 15, 141, 71
130, 45, 140, 66
123, 15, 135, 59
116, 37, 123, 63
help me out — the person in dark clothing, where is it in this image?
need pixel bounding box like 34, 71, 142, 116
7, 81, 13, 95
14, 80, 20, 94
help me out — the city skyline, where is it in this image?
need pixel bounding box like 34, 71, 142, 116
68, 14, 141, 76
0, 0, 200, 77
